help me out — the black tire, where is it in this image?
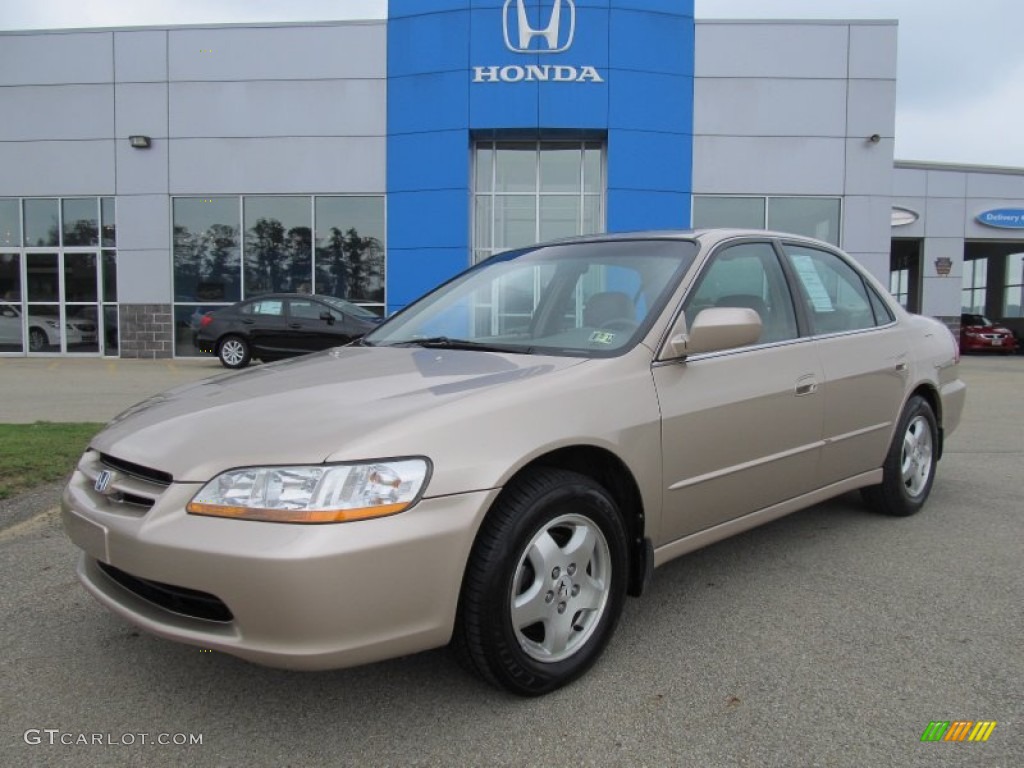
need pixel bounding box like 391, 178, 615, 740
217, 335, 251, 369
454, 467, 628, 696
28, 327, 48, 352
862, 396, 938, 517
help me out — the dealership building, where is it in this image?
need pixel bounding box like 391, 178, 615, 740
1, 0, 1023, 358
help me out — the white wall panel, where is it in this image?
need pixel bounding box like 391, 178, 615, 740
696, 22, 848, 79
0, 85, 113, 141
893, 168, 927, 197
115, 195, 170, 251
848, 24, 898, 79
168, 137, 385, 194
0, 141, 114, 196
115, 141, 169, 196
924, 198, 967, 238
169, 80, 385, 138
114, 30, 167, 83
843, 195, 892, 254
926, 170, 967, 198
168, 25, 386, 82
843, 137, 894, 196
115, 83, 168, 139
965, 172, 1024, 198
117, 249, 172, 303
846, 79, 896, 139
692, 136, 845, 195
0, 32, 112, 85
694, 78, 846, 137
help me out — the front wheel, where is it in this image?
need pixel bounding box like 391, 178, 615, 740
217, 335, 251, 369
863, 396, 938, 517
454, 468, 628, 696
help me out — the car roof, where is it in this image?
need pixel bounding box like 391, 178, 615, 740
527, 228, 841, 251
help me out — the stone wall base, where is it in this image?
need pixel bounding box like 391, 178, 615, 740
118, 304, 173, 359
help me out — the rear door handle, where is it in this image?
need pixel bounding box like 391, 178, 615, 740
288, 323, 302, 329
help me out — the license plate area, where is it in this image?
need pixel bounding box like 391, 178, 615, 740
64, 508, 109, 563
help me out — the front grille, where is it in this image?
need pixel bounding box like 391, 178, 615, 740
97, 562, 234, 623
99, 454, 173, 486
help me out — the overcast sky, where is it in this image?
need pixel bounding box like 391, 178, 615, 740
1, 0, 1019, 168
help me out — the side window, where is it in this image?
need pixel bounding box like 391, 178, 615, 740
249, 299, 284, 317
683, 242, 799, 345
867, 285, 895, 325
783, 245, 877, 334
288, 300, 327, 321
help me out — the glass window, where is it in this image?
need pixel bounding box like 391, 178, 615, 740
244, 196, 311, 296
102, 250, 117, 303
62, 198, 99, 246
101, 197, 116, 247
174, 304, 224, 358
24, 199, 59, 247
103, 305, 119, 355
767, 198, 841, 245
692, 197, 765, 230
683, 241, 798, 345
1004, 253, 1023, 318
288, 299, 327, 321
868, 284, 895, 324
474, 140, 605, 263
961, 258, 986, 314
494, 142, 536, 193
246, 299, 285, 316
0, 254, 22, 352
0, 199, 20, 247
540, 147, 580, 193
173, 197, 241, 303
784, 244, 877, 334
313, 197, 385, 303
495, 196, 537, 251
64, 253, 98, 302
26, 253, 59, 301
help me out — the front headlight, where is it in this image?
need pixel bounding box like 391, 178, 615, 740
186, 458, 430, 524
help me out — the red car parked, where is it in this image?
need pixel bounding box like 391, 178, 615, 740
959, 314, 1019, 354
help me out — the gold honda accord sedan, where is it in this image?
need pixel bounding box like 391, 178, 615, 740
62, 230, 965, 696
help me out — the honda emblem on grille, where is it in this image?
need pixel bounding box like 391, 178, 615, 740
94, 470, 115, 494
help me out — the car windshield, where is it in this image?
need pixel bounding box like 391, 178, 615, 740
320, 296, 379, 319
366, 239, 699, 357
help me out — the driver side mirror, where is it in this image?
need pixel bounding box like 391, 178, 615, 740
658, 307, 762, 360
319, 311, 335, 326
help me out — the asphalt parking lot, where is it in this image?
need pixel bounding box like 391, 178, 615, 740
0, 355, 1021, 767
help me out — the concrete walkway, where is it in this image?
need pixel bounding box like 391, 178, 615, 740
0, 357, 225, 423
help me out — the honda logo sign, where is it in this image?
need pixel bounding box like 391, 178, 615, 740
474, 0, 603, 84
503, 0, 575, 54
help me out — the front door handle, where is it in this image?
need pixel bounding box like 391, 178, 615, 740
795, 375, 818, 396
288, 323, 302, 329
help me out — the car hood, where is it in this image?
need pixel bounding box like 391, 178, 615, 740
92, 347, 588, 482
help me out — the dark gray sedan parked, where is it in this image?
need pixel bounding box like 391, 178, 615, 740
195, 293, 382, 368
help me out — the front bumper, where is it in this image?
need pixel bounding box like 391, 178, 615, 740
62, 462, 496, 670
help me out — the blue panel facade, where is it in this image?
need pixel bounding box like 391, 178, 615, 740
387, 0, 694, 314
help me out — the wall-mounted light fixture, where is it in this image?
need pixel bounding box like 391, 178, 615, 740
128, 135, 152, 149
868, 134, 881, 144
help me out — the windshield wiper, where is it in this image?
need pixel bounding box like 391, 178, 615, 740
387, 336, 533, 353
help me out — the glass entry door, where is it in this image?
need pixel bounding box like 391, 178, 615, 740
25, 251, 100, 354
0, 253, 23, 352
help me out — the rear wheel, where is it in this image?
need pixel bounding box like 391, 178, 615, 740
863, 396, 938, 517
217, 335, 251, 369
454, 468, 628, 696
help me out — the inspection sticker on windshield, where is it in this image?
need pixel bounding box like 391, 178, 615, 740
589, 331, 616, 345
